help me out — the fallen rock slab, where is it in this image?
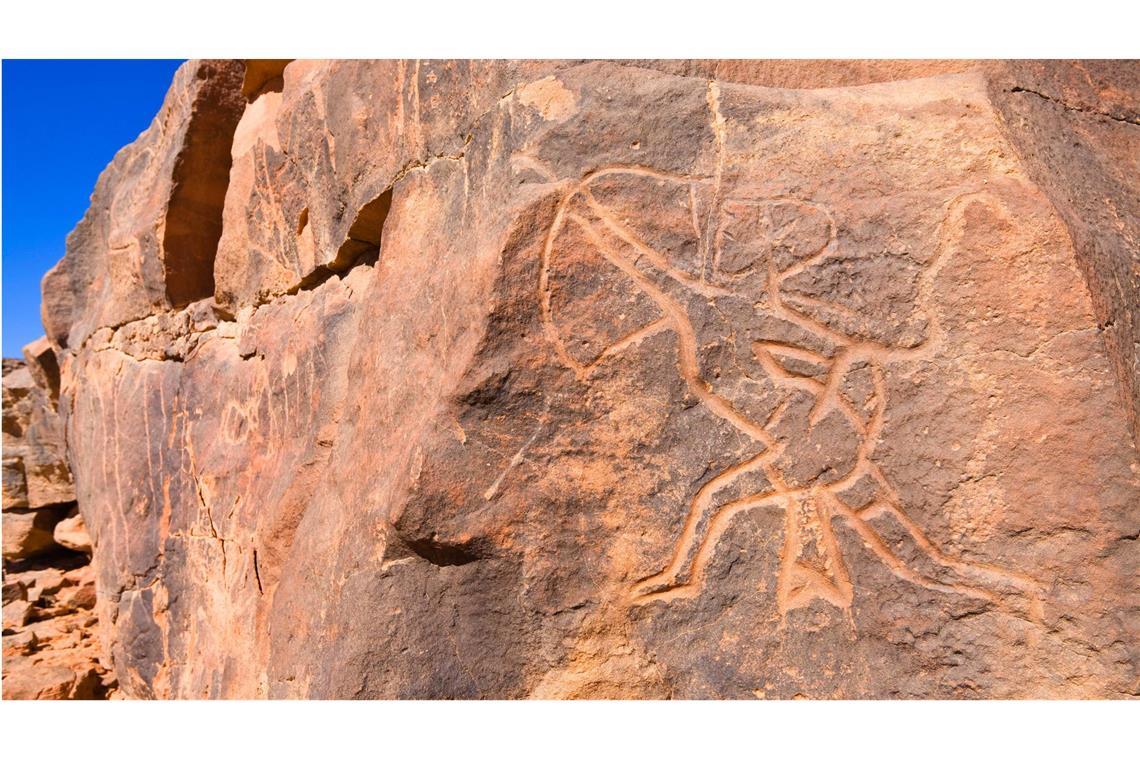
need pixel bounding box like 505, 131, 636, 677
3, 598, 33, 632
2, 659, 102, 700
2, 509, 63, 561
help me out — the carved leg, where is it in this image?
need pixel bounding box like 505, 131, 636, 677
830, 496, 1002, 606
629, 449, 779, 602
777, 489, 855, 619
856, 474, 1044, 623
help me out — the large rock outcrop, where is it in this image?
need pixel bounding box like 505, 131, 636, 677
39, 60, 1139, 698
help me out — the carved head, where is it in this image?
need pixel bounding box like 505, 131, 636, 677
543, 168, 944, 377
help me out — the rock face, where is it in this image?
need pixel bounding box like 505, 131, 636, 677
985, 62, 1140, 439
37, 60, 1139, 699
3, 358, 75, 564
3, 357, 112, 699
3, 358, 74, 513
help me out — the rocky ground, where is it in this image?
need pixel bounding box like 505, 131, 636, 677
3, 553, 117, 699
3, 357, 116, 699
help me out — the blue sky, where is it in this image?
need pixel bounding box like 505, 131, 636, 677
2, 59, 185, 357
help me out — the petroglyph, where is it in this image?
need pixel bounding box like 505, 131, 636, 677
540, 166, 1045, 626
44, 60, 1140, 699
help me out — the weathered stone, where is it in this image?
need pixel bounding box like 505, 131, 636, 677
986, 61, 1140, 442
2, 659, 101, 700
22, 567, 66, 598
1, 559, 113, 698
0, 349, 108, 698
2, 629, 39, 655
2, 509, 63, 561
2, 457, 28, 510
21, 336, 61, 403
54, 508, 93, 554
2, 578, 27, 605
37, 60, 1140, 699
212, 59, 570, 311
3, 599, 33, 632
40, 59, 246, 350
62, 563, 95, 588
56, 581, 97, 612
2, 358, 74, 509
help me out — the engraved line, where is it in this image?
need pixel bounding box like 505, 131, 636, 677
569, 212, 775, 447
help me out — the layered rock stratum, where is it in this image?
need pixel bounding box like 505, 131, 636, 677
24, 59, 1140, 698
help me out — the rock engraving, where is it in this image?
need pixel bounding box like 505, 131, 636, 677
541, 166, 1044, 624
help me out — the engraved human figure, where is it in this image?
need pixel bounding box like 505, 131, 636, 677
540, 166, 1043, 623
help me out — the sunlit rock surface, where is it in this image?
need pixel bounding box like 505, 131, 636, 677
39, 59, 1139, 698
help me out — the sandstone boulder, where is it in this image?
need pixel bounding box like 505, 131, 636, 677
2, 509, 63, 561
54, 508, 93, 554
3, 629, 39, 655
2, 358, 74, 510
57, 582, 97, 612
39, 59, 1140, 699
21, 336, 61, 403
3, 598, 34, 632
1, 659, 101, 700
63, 563, 95, 588
2, 578, 27, 604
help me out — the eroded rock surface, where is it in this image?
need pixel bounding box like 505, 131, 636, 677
2, 558, 116, 700
3, 358, 74, 514
39, 59, 1140, 698
3, 357, 114, 699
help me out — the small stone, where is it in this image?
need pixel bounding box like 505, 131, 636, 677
62, 564, 94, 587
25, 567, 66, 596
1, 579, 27, 605
2, 629, 39, 654
53, 508, 92, 554
2, 598, 33, 632
58, 582, 97, 612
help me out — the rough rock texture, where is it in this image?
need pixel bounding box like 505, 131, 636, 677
39, 60, 1139, 699
3, 357, 113, 699
40, 60, 246, 350
54, 507, 93, 555
986, 61, 1140, 438
3, 358, 74, 563
3, 358, 74, 513
2, 559, 117, 700
2, 508, 64, 561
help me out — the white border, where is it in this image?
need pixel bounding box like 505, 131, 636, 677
0, 1, 1137, 57
0, 699, 1135, 757
1, 1, 1136, 753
